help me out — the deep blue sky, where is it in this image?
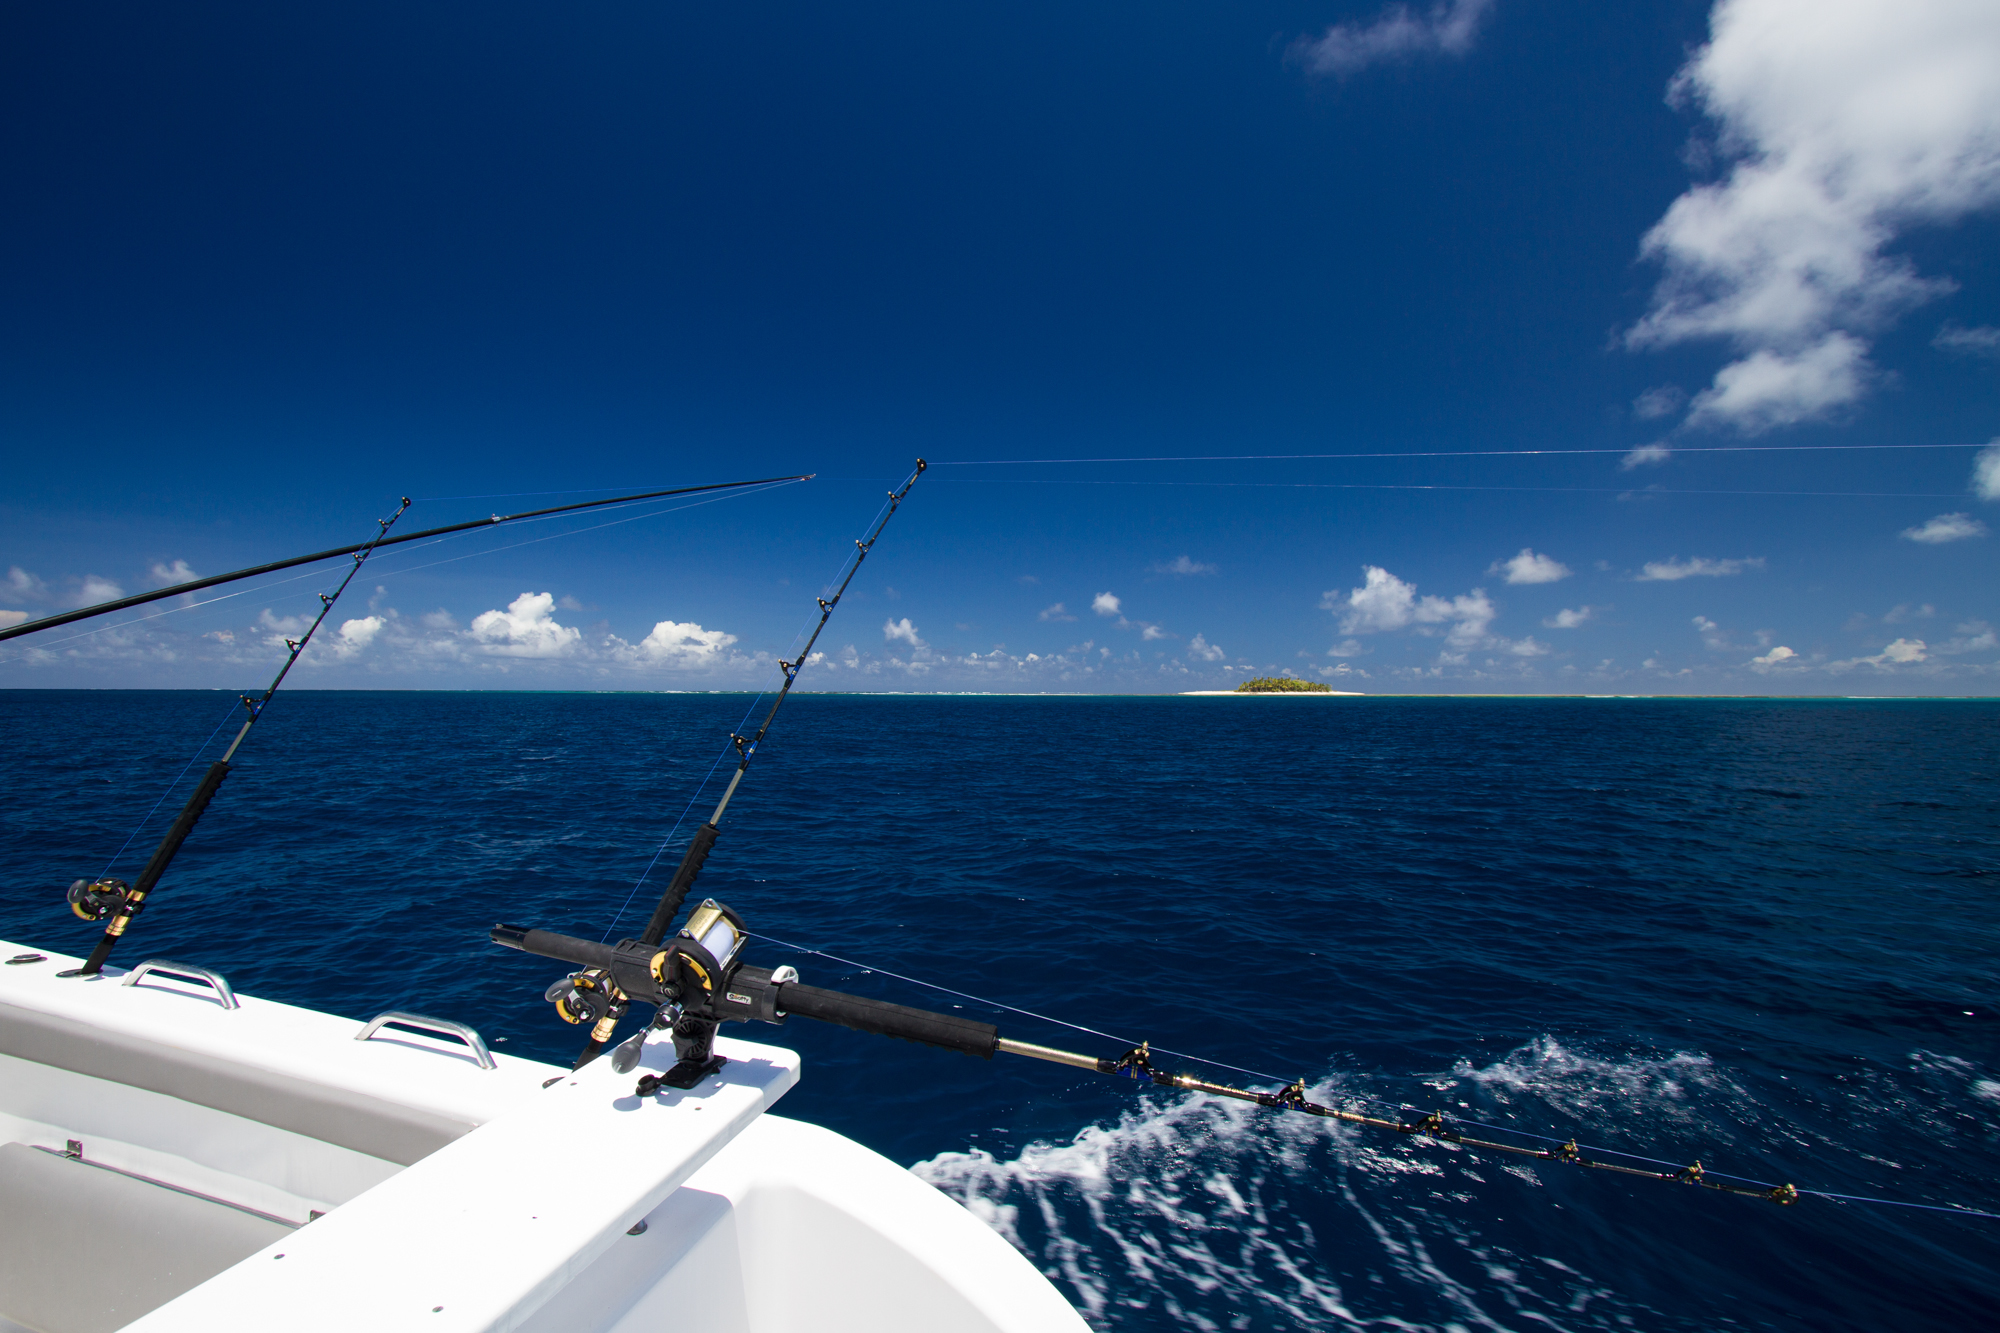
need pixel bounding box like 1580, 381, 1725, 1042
3, 1, 1996, 692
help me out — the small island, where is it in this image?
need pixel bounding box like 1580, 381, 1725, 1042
1234, 677, 1333, 693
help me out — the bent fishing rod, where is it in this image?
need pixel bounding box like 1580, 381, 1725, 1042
493, 911, 1806, 1211
561, 459, 927, 1070
60, 499, 413, 977
0, 474, 812, 644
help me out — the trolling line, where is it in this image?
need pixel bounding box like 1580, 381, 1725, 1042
721, 929, 2000, 1223
935, 443, 1995, 465
0, 474, 811, 644
59, 499, 414, 978
599, 484, 915, 943
96, 699, 244, 879
552, 460, 930, 1072
932, 479, 1969, 499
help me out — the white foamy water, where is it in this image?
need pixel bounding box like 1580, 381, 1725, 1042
909, 1041, 1726, 1330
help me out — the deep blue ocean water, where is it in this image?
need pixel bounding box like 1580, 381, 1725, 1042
3, 690, 1997, 1331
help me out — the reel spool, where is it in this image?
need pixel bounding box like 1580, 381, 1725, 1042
67, 878, 132, 922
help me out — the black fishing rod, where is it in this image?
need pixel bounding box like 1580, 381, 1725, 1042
59, 500, 413, 977
493, 916, 1804, 1208
560, 459, 927, 1070
0, 474, 811, 644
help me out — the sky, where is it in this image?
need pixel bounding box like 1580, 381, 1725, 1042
2, 0, 1997, 694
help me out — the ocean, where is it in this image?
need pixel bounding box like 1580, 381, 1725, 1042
3, 690, 1996, 1331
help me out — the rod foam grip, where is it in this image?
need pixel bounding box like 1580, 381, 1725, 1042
776, 983, 998, 1058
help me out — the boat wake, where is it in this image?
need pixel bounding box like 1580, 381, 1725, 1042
913, 1039, 1741, 1331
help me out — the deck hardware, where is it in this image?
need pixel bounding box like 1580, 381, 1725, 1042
356, 1011, 497, 1070
64, 1139, 82, 1159
6, 953, 46, 965
626, 1220, 648, 1236
309, 1210, 325, 1222
122, 958, 239, 1010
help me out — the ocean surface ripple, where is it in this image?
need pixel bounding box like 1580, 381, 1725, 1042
3, 691, 1997, 1331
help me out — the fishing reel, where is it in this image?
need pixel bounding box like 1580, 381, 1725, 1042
545, 969, 625, 1029
67, 877, 132, 922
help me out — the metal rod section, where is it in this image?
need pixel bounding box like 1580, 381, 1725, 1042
0, 475, 812, 643
63, 501, 413, 977
995, 1037, 1112, 1071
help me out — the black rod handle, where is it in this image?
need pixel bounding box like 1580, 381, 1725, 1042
492, 924, 617, 970
639, 822, 718, 946
775, 982, 999, 1059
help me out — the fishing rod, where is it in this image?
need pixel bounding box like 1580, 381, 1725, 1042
0, 474, 812, 644
58, 500, 412, 977
558, 459, 927, 1070
490, 915, 1804, 1208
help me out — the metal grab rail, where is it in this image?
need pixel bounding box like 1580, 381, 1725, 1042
121, 959, 239, 1010
354, 1011, 496, 1070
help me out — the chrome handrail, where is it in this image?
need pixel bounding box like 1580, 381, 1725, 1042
122, 958, 239, 1010
354, 1011, 496, 1070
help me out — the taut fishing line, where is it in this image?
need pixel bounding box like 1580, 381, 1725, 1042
743, 928, 2000, 1224
935, 442, 1994, 465
597, 484, 906, 944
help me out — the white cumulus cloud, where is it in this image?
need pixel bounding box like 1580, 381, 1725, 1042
1750, 645, 1798, 669
1092, 592, 1122, 617
1037, 602, 1075, 622
1637, 556, 1764, 581
149, 560, 197, 586
76, 576, 124, 606
5, 567, 46, 601
1621, 443, 1674, 470
469, 592, 582, 658
1290, 0, 1494, 76
338, 616, 384, 650
0, 610, 27, 630
1187, 633, 1225, 662
883, 617, 923, 647
1901, 512, 1987, 543
1626, 0, 2000, 433
1832, 637, 1929, 670
1152, 555, 1217, 576
640, 620, 739, 665
1975, 441, 2000, 501
1490, 548, 1572, 585
1325, 566, 1496, 646
1545, 606, 1594, 628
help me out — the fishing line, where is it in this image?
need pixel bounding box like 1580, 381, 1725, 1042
599, 487, 906, 942
741, 929, 2000, 1222
745, 929, 1303, 1086
96, 698, 243, 877
936, 443, 1994, 465
931, 478, 1968, 499
355, 480, 804, 585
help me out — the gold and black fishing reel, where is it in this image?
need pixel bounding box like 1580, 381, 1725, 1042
66, 877, 132, 922
544, 969, 624, 1028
